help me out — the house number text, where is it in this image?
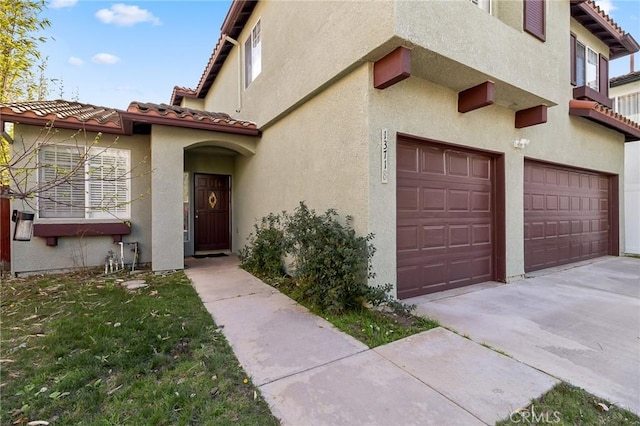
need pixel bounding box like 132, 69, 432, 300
381, 128, 389, 184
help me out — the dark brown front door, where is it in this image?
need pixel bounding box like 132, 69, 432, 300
195, 174, 230, 251
524, 161, 610, 272
397, 139, 495, 298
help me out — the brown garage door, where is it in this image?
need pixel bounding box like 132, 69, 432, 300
524, 160, 610, 272
397, 139, 495, 298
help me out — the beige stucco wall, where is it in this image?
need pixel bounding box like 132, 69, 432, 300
205, 0, 395, 127
198, 0, 627, 294
232, 63, 371, 254
150, 125, 257, 271
9, 125, 152, 275
395, 0, 563, 104
205, 0, 567, 128
367, 76, 624, 289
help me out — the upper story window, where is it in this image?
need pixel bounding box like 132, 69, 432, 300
469, 0, 491, 13
244, 19, 262, 88
38, 145, 131, 219
570, 33, 610, 107
576, 42, 599, 90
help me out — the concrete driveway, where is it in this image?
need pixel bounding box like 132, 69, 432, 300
407, 256, 640, 414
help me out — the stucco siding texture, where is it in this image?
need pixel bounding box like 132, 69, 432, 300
150, 126, 257, 272
205, 0, 395, 129
367, 73, 624, 288
10, 126, 152, 275
394, 0, 563, 104
233, 64, 371, 254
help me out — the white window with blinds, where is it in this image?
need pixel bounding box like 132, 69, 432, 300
38, 145, 131, 219
615, 92, 640, 124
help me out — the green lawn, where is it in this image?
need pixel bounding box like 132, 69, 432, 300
496, 382, 640, 425
1, 271, 278, 425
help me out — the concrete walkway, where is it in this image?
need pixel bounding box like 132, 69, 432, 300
406, 256, 640, 415
185, 255, 557, 425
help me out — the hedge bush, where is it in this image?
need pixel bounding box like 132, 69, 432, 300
239, 202, 383, 313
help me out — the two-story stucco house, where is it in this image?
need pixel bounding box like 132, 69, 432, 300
2, 0, 639, 299
610, 68, 640, 255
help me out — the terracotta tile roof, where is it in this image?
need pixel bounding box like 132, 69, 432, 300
569, 99, 640, 142
171, 1, 257, 105
584, 0, 625, 36
610, 70, 640, 87
1, 99, 122, 125
170, 86, 198, 106
571, 0, 639, 59
128, 102, 257, 130
0, 99, 259, 137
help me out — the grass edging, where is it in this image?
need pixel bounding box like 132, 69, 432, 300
253, 273, 439, 348
496, 382, 640, 425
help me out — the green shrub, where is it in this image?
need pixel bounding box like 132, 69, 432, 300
238, 213, 287, 277
239, 202, 417, 315
239, 202, 378, 313
285, 202, 375, 313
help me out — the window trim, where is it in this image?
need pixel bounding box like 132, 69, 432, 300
470, 0, 491, 14
244, 18, 262, 89
37, 144, 131, 220
570, 36, 612, 108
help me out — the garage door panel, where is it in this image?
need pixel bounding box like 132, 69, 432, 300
448, 152, 470, 177
473, 192, 491, 212
397, 140, 495, 298
397, 186, 419, 212
422, 147, 446, 174
524, 161, 610, 272
423, 226, 445, 249
398, 144, 420, 174
423, 187, 446, 211
471, 157, 491, 179
397, 226, 419, 252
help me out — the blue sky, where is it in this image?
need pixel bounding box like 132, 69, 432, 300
40, 0, 639, 110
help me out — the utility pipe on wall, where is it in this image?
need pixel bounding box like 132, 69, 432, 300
224, 35, 242, 113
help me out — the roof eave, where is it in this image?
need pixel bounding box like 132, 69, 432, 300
571, 1, 639, 59
0, 110, 129, 135
569, 102, 640, 142
191, 1, 257, 103
123, 112, 260, 136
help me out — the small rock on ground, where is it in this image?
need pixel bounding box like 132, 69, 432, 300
121, 279, 148, 290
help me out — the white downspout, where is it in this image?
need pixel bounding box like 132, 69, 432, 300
224, 35, 242, 113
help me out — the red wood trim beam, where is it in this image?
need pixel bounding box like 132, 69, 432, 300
374, 47, 411, 90
515, 105, 548, 128
458, 81, 495, 113
33, 222, 131, 247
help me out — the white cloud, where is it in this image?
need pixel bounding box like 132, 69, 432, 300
49, 0, 78, 9
594, 0, 617, 15
92, 53, 120, 65
68, 56, 84, 66
95, 4, 161, 26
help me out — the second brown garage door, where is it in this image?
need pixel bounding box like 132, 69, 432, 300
397, 139, 496, 298
524, 160, 611, 272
